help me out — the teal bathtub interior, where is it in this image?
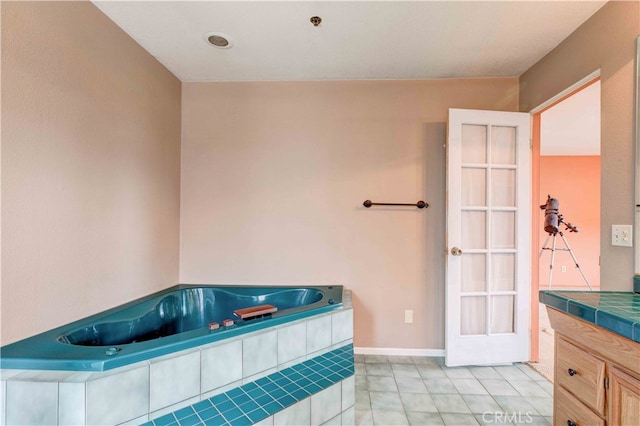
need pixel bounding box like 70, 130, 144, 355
0, 284, 343, 371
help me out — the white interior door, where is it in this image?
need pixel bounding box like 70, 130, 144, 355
446, 108, 531, 367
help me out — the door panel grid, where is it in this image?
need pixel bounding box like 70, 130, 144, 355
460, 123, 518, 336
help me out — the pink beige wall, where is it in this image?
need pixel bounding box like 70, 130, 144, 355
521, 1, 640, 291
1, 2, 182, 345
539, 156, 601, 289
3, 0, 637, 351
180, 80, 519, 349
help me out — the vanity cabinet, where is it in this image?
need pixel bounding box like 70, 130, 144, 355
547, 307, 640, 426
608, 367, 640, 426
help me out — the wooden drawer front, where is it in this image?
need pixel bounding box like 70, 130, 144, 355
556, 337, 606, 415
554, 386, 604, 426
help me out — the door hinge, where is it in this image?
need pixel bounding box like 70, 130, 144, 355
605, 377, 609, 389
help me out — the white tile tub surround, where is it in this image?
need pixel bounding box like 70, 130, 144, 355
201, 338, 243, 393
243, 330, 278, 377
59, 382, 86, 425
1, 379, 6, 426
86, 364, 149, 425
322, 413, 342, 426
277, 355, 307, 371
278, 321, 307, 364
243, 367, 278, 385
119, 414, 150, 425
270, 360, 355, 426
311, 382, 342, 425
150, 350, 200, 412
331, 309, 354, 345
149, 396, 200, 422
1, 298, 353, 426
307, 341, 353, 362
6, 381, 58, 425
199, 379, 242, 401
307, 315, 332, 354
274, 398, 311, 425
342, 406, 355, 425
341, 376, 355, 411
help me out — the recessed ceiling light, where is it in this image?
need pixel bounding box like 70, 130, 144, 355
205, 32, 232, 49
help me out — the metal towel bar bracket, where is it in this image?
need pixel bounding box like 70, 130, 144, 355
363, 200, 428, 209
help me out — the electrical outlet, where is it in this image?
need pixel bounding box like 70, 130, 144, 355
404, 310, 413, 324
561, 266, 567, 273
612, 225, 633, 247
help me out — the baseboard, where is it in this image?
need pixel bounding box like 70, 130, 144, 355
354, 347, 445, 357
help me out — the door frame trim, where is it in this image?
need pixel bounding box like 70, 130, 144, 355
528, 70, 601, 362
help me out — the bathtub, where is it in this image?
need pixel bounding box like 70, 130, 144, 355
0, 284, 343, 371
1, 285, 354, 425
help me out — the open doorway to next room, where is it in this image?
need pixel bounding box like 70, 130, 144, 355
533, 79, 601, 381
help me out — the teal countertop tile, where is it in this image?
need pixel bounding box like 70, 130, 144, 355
539, 291, 640, 343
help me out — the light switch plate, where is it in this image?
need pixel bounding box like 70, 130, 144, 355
612, 224, 633, 247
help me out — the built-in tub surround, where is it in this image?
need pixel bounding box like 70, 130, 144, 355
143, 344, 355, 426
0, 286, 354, 425
1, 285, 342, 371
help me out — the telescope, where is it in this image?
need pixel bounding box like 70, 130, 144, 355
539, 195, 591, 290
540, 195, 579, 235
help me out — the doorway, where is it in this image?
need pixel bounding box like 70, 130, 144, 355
530, 77, 601, 381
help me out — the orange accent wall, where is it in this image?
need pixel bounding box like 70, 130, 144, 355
539, 156, 600, 288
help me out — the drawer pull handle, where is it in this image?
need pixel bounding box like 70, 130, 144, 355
568, 368, 578, 376
567, 420, 577, 426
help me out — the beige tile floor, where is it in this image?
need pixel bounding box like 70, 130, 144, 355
354, 354, 553, 426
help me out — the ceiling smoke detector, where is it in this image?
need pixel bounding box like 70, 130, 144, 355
205, 32, 233, 49
310, 16, 322, 27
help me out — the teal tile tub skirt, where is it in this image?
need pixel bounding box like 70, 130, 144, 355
143, 344, 354, 426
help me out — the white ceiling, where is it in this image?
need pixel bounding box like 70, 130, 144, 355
92, 1, 607, 82
541, 80, 600, 156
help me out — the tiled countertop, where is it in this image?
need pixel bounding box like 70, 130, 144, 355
539, 291, 640, 343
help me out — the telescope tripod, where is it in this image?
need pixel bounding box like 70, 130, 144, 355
540, 231, 593, 291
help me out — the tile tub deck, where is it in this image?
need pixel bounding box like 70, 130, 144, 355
1, 298, 354, 425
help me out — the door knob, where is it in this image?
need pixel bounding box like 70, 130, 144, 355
451, 247, 463, 256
